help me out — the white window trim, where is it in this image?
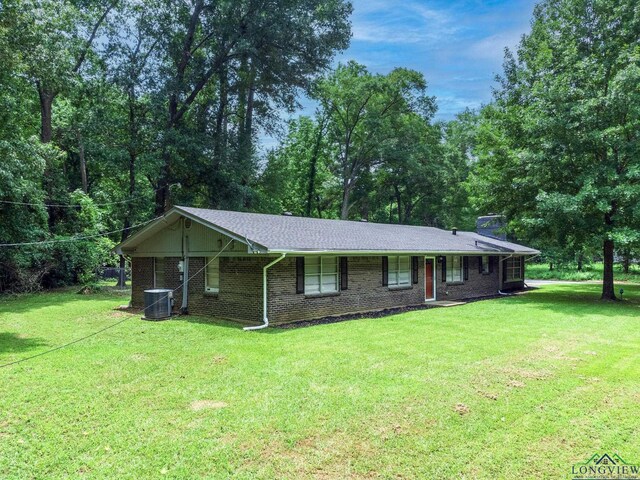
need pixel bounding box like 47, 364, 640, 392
205, 257, 220, 293
304, 256, 339, 295
446, 255, 463, 283
505, 257, 523, 282
388, 255, 411, 287
154, 257, 165, 288
481, 255, 490, 274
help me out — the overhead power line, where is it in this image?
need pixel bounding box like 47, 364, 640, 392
0, 184, 177, 208
0, 216, 161, 247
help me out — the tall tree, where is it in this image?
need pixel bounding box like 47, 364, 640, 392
471, 0, 640, 299
313, 62, 436, 219
151, 0, 352, 214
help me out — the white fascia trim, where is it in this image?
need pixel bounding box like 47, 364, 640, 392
266, 250, 540, 256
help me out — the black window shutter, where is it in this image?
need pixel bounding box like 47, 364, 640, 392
478, 256, 483, 274
296, 257, 304, 293
463, 256, 469, 281
441, 256, 447, 282
340, 257, 348, 290
412, 256, 419, 284
489, 256, 494, 274
382, 256, 388, 286
502, 257, 507, 282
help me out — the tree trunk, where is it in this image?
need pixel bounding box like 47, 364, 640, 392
576, 253, 583, 272
305, 120, 326, 217
117, 149, 137, 287
340, 180, 351, 220
78, 133, 88, 193
393, 186, 403, 223
38, 85, 55, 143
155, 165, 170, 216
622, 253, 630, 274
601, 238, 616, 300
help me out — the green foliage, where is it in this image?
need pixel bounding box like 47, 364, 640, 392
526, 262, 640, 282
261, 62, 460, 224
469, 0, 640, 299
0, 0, 352, 292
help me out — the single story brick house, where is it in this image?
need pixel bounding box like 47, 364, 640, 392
116, 207, 539, 328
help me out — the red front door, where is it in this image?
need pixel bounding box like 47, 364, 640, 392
425, 259, 434, 300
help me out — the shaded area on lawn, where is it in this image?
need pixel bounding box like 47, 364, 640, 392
0, 332, 48, 354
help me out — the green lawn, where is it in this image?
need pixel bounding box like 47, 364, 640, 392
1, 285, 640, 479
527, 261, 640, 282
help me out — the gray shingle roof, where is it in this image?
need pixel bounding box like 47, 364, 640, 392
176, 206, 539, 255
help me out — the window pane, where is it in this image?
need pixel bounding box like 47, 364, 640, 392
398, 271, 410, 285
322, 256, 338, 274
388, 271, 398, 286
155, 258, 165, 287
306, 256, 320, 275
305, 274, 321, 294
206, 257, 219, 291
453, 268, 462, 282
446, 255, 463, 283
399, 256, 410, 271
322, 274, 338, 292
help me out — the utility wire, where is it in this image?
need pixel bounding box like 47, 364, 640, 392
0, 239, 234, 369
0, 317, 131, 368
0, 216, 161, 247
0, 184, 175, 208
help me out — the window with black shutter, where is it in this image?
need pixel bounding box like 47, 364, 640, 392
412, 256, 419, 284
296, 257, 304, 294
463, 256, 469, 281
441, 256, 447, 282
382, 256, 388, 286
340, 257, 348, 290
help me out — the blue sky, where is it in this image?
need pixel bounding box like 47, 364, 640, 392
262, 0, 537, 149
342, 0, 537, 119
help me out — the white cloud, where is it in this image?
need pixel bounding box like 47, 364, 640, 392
350, 0, 458, 45
467, 30, 525, 63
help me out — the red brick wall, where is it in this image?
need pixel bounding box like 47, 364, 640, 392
131, 256, 267, 323
266, 256, 427, 324
435, 255, 502, 300
131, 254, 524, 325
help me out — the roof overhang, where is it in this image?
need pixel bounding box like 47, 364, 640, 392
115, 206, 540, 257
115, 207, 269, 255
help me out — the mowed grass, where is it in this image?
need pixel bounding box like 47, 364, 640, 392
1, 285, 640, 479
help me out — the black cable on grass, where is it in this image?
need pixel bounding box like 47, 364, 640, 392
0, 317, 131, 369
0, 239, 234, 369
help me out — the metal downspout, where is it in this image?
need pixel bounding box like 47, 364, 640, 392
244, 254, 287, 331
181, 219, 189, 313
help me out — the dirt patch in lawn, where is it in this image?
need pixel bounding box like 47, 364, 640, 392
190, 400, 227, 411
454, 403, 470, 415
508, 380, 526, 388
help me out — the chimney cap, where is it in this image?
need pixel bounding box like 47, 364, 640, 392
452, 227, 458, 235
